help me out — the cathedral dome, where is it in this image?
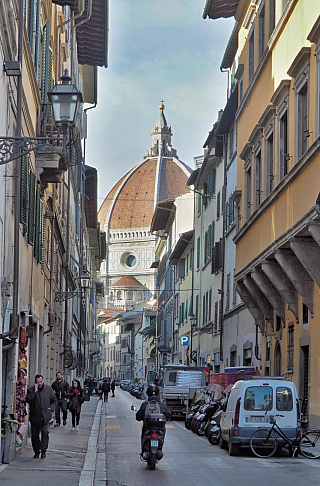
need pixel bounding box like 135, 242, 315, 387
98, 104, 192, 231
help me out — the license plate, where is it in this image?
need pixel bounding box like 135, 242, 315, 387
151, 440, 159, 447
245, 416, 269, 423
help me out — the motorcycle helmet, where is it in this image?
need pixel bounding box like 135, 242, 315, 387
146, 385, 159, 397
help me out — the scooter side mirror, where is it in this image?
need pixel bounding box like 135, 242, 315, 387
131, 405, 137, 411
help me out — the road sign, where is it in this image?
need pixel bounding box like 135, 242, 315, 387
180, 335, 189, 346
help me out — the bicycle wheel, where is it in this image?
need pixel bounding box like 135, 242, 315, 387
300, 432, 320, 459
250, 429, 277, 458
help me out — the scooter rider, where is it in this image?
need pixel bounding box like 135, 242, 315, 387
136, 384, 171, 450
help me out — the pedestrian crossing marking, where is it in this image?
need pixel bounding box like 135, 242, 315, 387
106, 425, 120, 429
132, 425, 142, 429
166, 424, 175, 428
106, 415, 117, 418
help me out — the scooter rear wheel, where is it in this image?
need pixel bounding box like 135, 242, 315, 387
148, 453, 156, 470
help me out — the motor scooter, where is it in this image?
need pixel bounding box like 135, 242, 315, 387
131, 405, 166, 470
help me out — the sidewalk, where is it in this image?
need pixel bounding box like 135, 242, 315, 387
0, 396, 106, 486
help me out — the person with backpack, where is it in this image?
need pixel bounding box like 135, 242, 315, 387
136, 385, 171, 450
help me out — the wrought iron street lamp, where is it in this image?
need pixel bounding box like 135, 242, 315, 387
0, 69, 82, 164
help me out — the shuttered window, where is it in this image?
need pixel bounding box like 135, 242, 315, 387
28, 170, 36, 245
196, 237, 200, 269
20, 155, 29, 227
34, 188, 45, 272
41, 20, 53, 123
178, 258, 185, 279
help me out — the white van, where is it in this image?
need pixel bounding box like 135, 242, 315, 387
220, 377, 300, 456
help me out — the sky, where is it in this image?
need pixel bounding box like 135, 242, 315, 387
84, 0, 235, 205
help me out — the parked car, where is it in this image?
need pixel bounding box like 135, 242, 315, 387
114, 379, 120, 386
220, 376, 300, 456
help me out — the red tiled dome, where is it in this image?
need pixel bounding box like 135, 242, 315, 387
98, 107, 191, 230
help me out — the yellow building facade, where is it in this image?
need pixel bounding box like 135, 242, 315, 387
204, 0, 320, 423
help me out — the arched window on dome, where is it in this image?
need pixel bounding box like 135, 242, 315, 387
143, 232, 146, 237
132, 233, 134, 238
120, 233, 123, 238
140, 232, 142, 237
136, 232, 138, 238
124, 233, 127, 238
116, 291, 122, 300
117, 233, 119, 239
156, 140, 159, 155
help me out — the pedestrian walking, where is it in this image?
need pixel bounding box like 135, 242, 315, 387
67, 379, 85, 431
102, 379, 110, 402
26, 374, 57, 459
97, 378, 103, 400
111, 379, 116, 397
51, 371, 69, 427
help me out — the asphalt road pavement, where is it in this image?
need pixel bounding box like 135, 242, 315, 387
106, 388, 320, 486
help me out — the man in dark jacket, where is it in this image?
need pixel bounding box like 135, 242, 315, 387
136, 385, 171, 451
102, 379, 110, 402
26, 374, 57, 459
51, 371, 69, 426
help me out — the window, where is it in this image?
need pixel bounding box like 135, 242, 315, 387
298, 81, 309, 158
196, 237, 200, 269
279, 110, 289, 179
225, 273, 231, 312
287, 325, 294, 372
276, 315, 282, 332
179, 258, 185, 279
116, 291, 122, 300
190, 248, 193, 270
208, 289, 212, 322
276, 387, 293, 411
203, 183, 208, 209
128, 291, 133, 300
254, 150, 262, 209
232, 269, 237, 307
248, 27, 255, 83
244, 386, 273, 411
265, 132, 274, 196
245, 164, 252, 220
288, 49, 311, 162
197, 192, 201, 217
302, 304, 309, 324
269, 0, 275, 38
258, 4, 265, 62
216, 191, 220, 219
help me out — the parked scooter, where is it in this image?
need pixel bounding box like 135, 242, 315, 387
131, 404, 166, 470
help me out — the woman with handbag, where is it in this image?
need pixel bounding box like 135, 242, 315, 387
67, 379, 84, 431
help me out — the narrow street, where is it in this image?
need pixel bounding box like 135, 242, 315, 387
106, 389, 320, 486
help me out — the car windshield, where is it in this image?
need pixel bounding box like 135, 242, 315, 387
244, 386, 273, 411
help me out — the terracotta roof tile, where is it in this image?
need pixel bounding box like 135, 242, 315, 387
112, 276, 145, 288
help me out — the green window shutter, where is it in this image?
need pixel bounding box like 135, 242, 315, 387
190, 247, 193, 270
39, 198, 45, 271
34, 188, 40, 259
28, 171, 36, 245
20, 155, 29, 227
178, 258, 185, 279
185, 299, 188, 320
189, 297, 192, 315
197, 238, 199, 268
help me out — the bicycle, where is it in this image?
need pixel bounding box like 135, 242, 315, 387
250, 414, 320, 459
